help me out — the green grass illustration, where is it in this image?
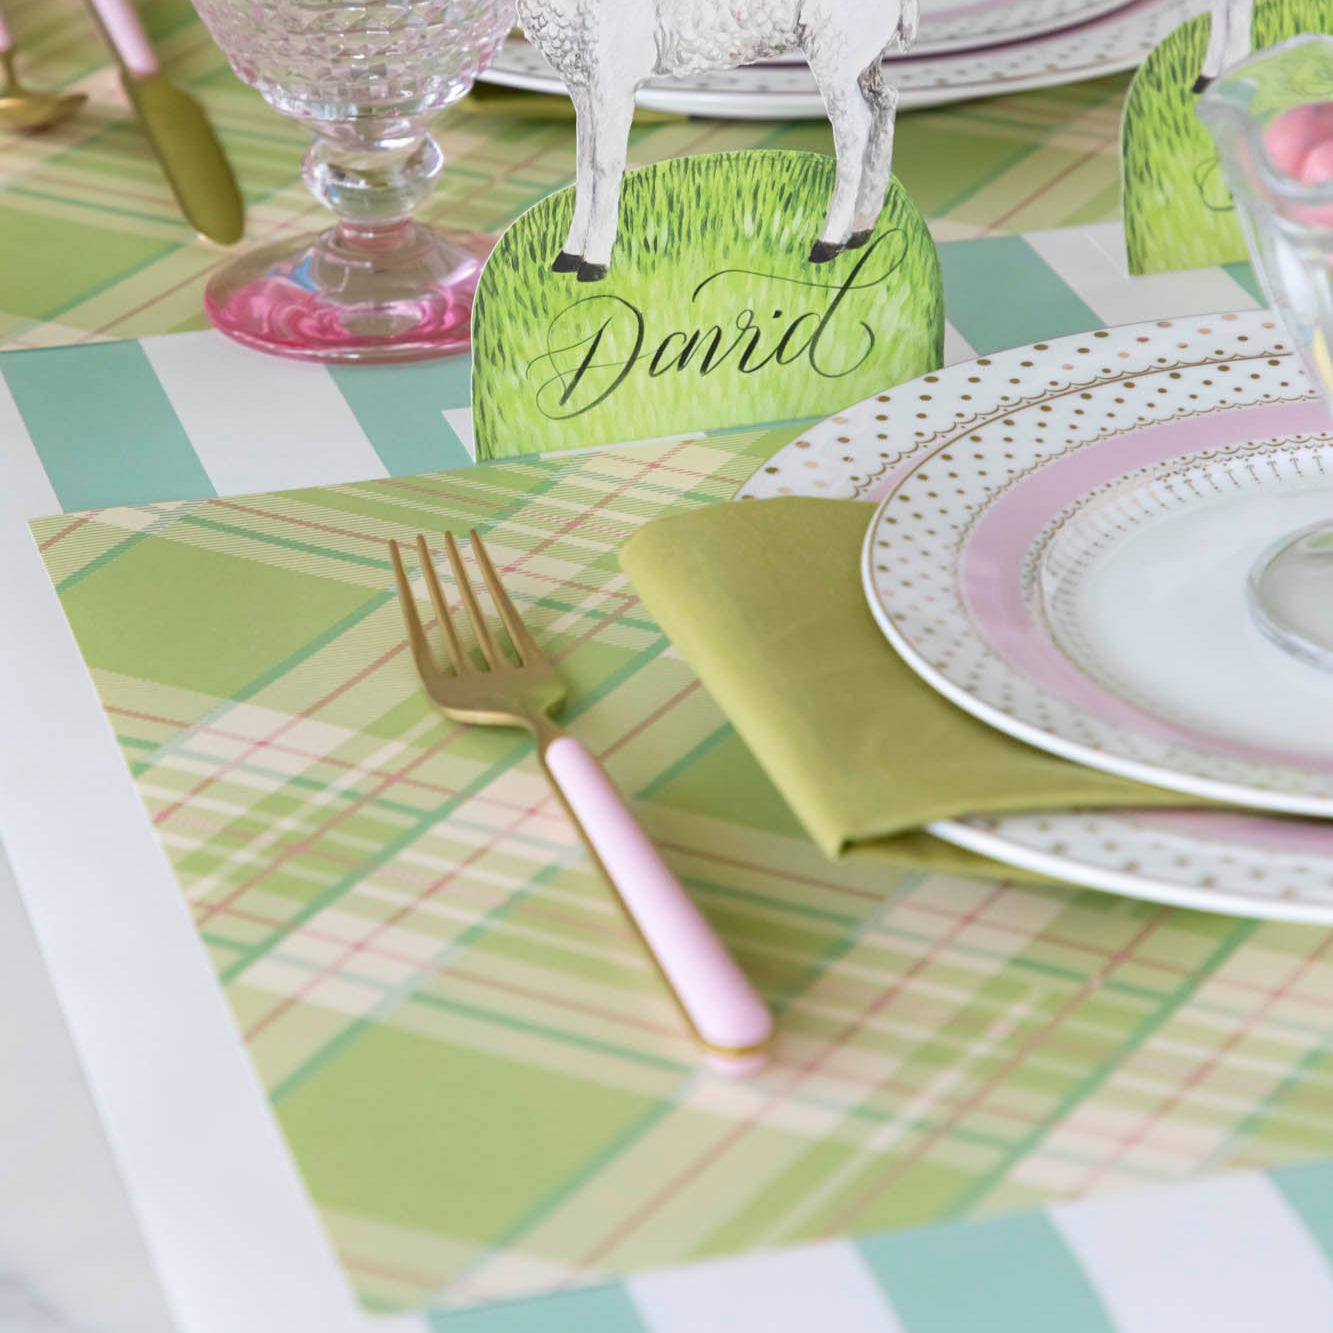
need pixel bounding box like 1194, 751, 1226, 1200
1123, 0, 1333, 274
472, 150, 943, 459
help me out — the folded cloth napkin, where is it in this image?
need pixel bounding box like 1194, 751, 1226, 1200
619, 497, 1186, 878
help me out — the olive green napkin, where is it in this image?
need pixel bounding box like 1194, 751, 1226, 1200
620, 497, 1183, 878
466, 81, 686, 122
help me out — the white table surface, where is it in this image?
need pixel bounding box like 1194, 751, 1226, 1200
0, 845, 174, 1333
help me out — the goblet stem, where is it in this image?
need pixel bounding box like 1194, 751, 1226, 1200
204, 116, 490, 364
1248, 522, 1333, 669
304, 121, 442, 227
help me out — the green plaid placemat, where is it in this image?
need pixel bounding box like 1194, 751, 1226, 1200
31, 431, 1333, 1316
0, 0, 1130, 353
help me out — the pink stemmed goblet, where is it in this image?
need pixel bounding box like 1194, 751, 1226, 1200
192, 0, 515, 363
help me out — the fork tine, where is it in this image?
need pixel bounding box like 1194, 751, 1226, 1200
389, 540, 438, 682
444, 530, 500, 669
415, 534, 469, 674
469, 530, 543, 666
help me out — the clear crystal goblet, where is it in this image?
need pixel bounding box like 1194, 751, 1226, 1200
192, 0, 515, 363
1199, 35, 1333, 668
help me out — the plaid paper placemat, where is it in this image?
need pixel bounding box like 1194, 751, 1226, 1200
0, 0, 1135, 354
30, 426, 1333, 1317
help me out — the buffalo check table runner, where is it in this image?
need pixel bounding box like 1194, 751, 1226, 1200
8, 225, 1333, 1328
1, 221, 1264, 503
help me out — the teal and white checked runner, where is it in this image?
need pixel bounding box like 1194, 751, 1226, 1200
435, 1166, 1333, 1332
0, 223, 1264, 506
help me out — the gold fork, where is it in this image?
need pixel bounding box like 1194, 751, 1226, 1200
390, 530, 774, 1073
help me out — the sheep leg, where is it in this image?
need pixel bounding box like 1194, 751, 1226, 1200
555, 83, 595, 272
577, 81, 637, 283
1222, 0, 1253, 70
848, 61, 899, 249
1194, 0, 1231, 92
808, 71, 873, 263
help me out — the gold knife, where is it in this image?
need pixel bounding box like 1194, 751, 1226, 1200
82, 0, 244, 245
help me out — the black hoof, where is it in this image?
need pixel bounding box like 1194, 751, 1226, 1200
576, 261, 609, 283
1192, 74, 1212, 94
846, 229, 873, 251
809, 240, 844, 265
552, 251, 582, 273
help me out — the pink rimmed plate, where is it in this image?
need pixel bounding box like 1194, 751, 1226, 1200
858, 312, 1333, 815
740, 311, 1333, 922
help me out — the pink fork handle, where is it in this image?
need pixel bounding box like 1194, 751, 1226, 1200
0, 8, 12, 56
543, 735, 773, 1071
85, 0, 158, 78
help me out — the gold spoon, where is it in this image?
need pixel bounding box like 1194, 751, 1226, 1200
0, 11, 86, 133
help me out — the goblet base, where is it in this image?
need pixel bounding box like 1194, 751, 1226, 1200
204, 221, 493, 364
1248, 522, 1333, 670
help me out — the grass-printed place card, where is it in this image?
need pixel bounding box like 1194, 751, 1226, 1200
471, 150, 944, 459
1123, 0, 1333, 274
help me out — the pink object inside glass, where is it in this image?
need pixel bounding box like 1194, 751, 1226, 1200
1264, 101, 1333, 180
1261, 102, 1333, 226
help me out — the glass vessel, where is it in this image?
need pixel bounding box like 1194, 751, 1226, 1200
1200, 35, 1333, 668
193, 0, 514, 363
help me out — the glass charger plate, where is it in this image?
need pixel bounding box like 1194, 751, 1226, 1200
481, 0, 1186, 119
766, 0, 1136, 58
740, 311, 1333, 922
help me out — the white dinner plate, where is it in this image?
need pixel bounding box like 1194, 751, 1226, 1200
739, 311, 1333, 922
859, 312, 1333, 815
482, 0, 1188, 118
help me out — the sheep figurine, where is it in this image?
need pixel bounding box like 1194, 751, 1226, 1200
1194, 0, 1253, 92
514, 0, 918, 281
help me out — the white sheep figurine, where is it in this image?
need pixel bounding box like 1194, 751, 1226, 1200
515, 0, 918, 281
1194, 0, 1253, 92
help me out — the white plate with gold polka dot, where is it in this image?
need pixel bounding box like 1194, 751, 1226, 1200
740, 311, 1333, 922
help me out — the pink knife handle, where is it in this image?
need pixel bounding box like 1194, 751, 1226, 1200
85, 0, 158, 77
0, 8, 13, 56
543, 735, 773, 1072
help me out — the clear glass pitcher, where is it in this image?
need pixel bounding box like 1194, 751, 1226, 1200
1199, 34, 1333, 668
